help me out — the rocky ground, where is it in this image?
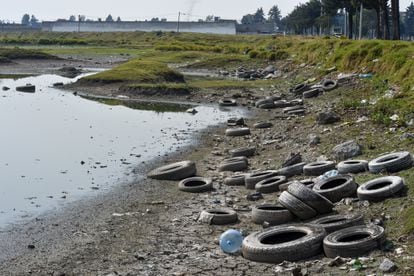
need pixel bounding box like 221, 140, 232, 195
0, 56, 413, 275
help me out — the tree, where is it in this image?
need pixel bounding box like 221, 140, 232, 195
254, 8, 266, 23
21, 14, 30, 25
205, 15, 215, 22
241, 14, 255, 24
69, 15, 76, 22
391, 0, 400, 39
284, 0, 322, 35
105, 14, 114, 22
116, 16, 122, 22
268, 5, 282, 26
30, 15, 39, 26
405, 2, 414, 39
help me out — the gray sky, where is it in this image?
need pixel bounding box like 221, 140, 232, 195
1, 0, 413, 23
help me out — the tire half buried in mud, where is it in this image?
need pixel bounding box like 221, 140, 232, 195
242, 224, 326, 263
147, 160, 196, 180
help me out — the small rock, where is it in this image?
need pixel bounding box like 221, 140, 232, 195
379, 258, 397, 273
2, 86, 10, 91
262, 65, 276, 75
282, 152, 302, 167
52, 82, 64, 87
246, 192, 263, 201
328, 256, 346, 267
390, 114, 399, 121
332, 140, 363, 160
317, 110, 341, 125
186, 108, 198, 114
395, 247, 404, 254
308, 134, 321, 146
401, 133, 414, 140
27, 244, 35, 249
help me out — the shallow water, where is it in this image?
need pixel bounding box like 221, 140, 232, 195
0, 74, 244, 227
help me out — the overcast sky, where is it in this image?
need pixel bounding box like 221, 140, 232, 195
1, 0, 413, 23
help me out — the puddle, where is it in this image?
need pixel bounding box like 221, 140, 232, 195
0, 74, 245, 227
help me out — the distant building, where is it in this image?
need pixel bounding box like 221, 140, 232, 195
41, 20, 237, 35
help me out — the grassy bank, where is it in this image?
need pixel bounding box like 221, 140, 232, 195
82, 59, 184, 84
0, 47, 57, 62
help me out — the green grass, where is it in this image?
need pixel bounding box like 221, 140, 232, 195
1, 32, 413, 124
0, 47, 57, 60
83, 59, 184, 84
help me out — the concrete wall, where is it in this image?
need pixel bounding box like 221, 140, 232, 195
0, 24, 40, 32
42, 21, 236, 35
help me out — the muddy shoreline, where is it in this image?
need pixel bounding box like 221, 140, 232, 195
1, 57, 413, 275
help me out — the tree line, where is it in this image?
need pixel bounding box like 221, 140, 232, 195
21, 14, 122, 24
242, 1, 414, 40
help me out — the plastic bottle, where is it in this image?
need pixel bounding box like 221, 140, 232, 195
318, 169, 339, 181
219, 229, 243, 254
359, 73, 373, 79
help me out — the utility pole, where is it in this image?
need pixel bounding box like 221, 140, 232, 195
359, 2, 363, 40
177, 12, 181, 33
344, 11, 347, 37
78, 15, 81, 32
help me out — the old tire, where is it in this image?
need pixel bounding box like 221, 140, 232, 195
224, 174, 246, 186
253, 121, 273, 129
242, 224, 326, 263
323, 225, 385, 258
147, 160, 196, 180
310, 213, 365, 234
283, 105, 304, 113
368, 151, 413, 173
277, 162, 306, 177
199, 209, 238, 225
245, 170, 279, 190
255, 176, 287, 194
229, 147, 256, 157
219, 98, 237, 106
337, 160, 368, 174
274, 100, 292, 108
303, 161, 336, 176
279, 191, 318, 220
251, 204, 295, 226
255, 98, 273, 108
219, 157, 248, 172
258, 102, 276, 109
303, 88, 321, 98
300, 178, 317, 189
225, 127, 251, 137
291, 83, 309, 95
178, 177, 213, 193
287, 182, 333, 214
322, 79, 338, 91
357, 176, 405, 202
312, 175, 357, 203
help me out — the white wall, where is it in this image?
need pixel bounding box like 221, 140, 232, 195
42, 21, 236, 35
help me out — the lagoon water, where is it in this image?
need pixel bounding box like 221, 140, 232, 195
0, 74, 243, 227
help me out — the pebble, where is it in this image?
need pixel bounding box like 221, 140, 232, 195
379, 258, 397, 273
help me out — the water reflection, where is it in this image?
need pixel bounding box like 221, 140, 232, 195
0, 73, 244, 227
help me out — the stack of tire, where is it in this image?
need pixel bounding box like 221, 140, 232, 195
278, 182, 334, 220
242, 214, 385, 263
